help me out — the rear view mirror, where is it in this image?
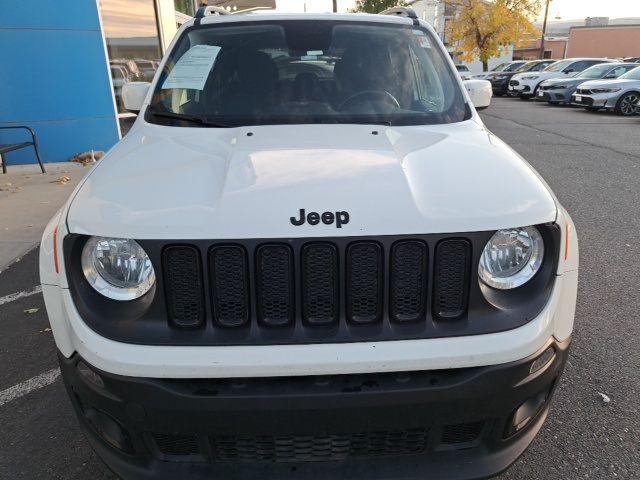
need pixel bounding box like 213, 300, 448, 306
122, 82, 151, 114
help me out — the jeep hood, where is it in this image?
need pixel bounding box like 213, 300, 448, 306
67, 121, 557, 239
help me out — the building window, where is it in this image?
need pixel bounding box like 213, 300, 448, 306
174, 0, 195, 16
100, 0, 162, 115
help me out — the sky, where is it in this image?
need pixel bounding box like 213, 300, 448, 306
277, 0, 640, 19
541, 0, 640, 20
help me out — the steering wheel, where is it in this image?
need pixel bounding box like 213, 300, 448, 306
339, 90, 400, 111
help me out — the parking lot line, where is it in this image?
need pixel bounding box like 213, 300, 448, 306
0, 368, 61, 407
0, 285, 42, 307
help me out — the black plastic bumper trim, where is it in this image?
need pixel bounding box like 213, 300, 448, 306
59, 337, 571, 480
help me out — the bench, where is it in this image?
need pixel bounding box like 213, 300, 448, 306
0, 126, 46, 174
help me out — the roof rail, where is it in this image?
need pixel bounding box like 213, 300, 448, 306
380, 7, 420, 25
194, 5, 230, 25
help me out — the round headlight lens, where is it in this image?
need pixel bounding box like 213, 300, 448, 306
479, 226, 544, 290
81, 237, 155, 301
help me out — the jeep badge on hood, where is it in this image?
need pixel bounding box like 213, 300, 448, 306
290, 209, 350, 228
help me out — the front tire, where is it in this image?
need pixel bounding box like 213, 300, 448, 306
615, 92, 640, 116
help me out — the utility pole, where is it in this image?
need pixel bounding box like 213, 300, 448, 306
332, 0, 338, 12
539, 0, 551, 59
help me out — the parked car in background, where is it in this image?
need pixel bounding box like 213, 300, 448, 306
572, 65, 640, 115
623, 57, 640, 63
472, 60, 527, 79
110, 59, 144, 81
463, 79, 492, 109
134, 59, 159, 82
490, 60, 556, 96
455, 64, 473, 80
537, 63, 639, 105
109, 65, 131, 111
509, 58, 612, 100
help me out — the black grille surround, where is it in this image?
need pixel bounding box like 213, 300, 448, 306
64, 226, 560, 346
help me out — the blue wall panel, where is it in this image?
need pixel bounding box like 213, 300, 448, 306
0, 0, 120, 165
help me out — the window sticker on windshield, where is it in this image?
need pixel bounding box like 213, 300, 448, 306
161, 45, 221, 90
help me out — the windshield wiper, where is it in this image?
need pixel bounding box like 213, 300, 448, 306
148, 109, 233, 128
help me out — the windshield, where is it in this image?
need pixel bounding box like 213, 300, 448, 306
148, 20, 468, 128
544, 60, 572, 72
579, 64, 615, 79
620, 66, 640, 80
504, 62, 525, 72
491, 63, 509, 72
515, 61, 536, 73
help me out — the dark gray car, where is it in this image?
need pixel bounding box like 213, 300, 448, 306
536, 63, 638, 104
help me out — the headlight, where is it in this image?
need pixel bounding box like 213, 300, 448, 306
81, 237, 155, 301
521, 75, 539, 80
591, 88, 621, 93
479, 226, 544, 290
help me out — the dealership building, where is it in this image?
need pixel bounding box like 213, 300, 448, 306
0, 0, 282, 166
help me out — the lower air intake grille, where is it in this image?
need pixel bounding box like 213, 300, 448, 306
346, 242, 383, 324
256, 244, 294, 326
211, 428, 429, 463
390, 240, 428, 322
302, 243, 339, 325
163, 246, 204, 327
152, 433, 200, 457
210, 246, 249, 327
441, 422, 484, 445
433, 240, 471, 320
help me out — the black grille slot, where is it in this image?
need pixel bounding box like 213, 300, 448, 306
441, 422, 483, 445
163, 246, 204, 327
210, 246, 249, 327
256, 244, 294, 327
211, 428, 428, 463
302, 243, 339, 325
433, 240, 471, 320
390, 240, 428, 322
152, 433, 201, 457
346, 242, 384, 324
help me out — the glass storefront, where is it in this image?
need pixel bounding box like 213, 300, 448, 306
100, 0, 163, 115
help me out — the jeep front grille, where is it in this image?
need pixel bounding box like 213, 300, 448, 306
161, 236, 472, 343
67, 227, 560, 346
163, 245, 205, 327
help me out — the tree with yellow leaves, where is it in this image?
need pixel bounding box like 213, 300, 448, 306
447, 0, 541, 71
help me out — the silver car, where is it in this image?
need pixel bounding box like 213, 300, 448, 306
572, 66, 640, 115
537, 63, 638, 105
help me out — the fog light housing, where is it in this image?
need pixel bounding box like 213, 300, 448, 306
505, 382, 555, 438
83, 404, 133, 454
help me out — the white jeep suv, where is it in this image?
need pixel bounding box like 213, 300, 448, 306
40, 7, 578, 480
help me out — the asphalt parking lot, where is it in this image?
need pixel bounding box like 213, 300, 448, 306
1, 97, 639, 479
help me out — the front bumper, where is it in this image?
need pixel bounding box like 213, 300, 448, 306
571, 93, 616, 110
490, 79, 510, 95
507, 81, 534, 97
60, 338, 570, 480
535, 89, 573, 103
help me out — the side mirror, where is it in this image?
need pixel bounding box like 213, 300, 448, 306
122, 82, 151, 114
564, 69, 574, 74
604, 74, 616, 79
